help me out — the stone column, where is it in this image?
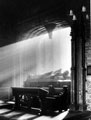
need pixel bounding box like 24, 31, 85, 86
71, 17, 86, 110
70, 23, 76, 108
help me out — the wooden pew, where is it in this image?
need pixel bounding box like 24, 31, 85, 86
12, 87, 69, 113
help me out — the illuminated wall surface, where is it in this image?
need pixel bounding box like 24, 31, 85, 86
0, 27, 71, 87
86, 75, 91, 111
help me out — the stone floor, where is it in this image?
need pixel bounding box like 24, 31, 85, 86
0, 100, 91, 120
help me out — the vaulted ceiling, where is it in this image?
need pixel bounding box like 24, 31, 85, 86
0, 0, 90, 47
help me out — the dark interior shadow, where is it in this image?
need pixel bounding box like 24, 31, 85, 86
42, 110, 61, 117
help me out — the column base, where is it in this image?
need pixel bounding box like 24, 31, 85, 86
69, 103, 87, 111
69, 103, 79, 111
83, 104, 87, 111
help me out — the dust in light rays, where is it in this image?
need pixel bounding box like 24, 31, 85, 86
0, 27, 71, 87
17, 26, 71, 74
